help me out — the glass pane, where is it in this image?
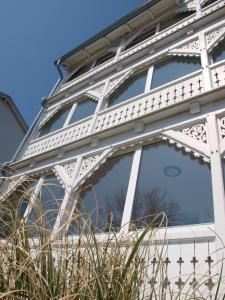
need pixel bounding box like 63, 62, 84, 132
160, 12, 194, 31
28, 175, 65, 235
69, 98, 97, 124
95, 52, 115, 67
151, 57, 201, 89
0, 179, 37, 237
125, 27, 156, 51
131, 143, 214, 229
68, 152, 133, 235
67, 62, 92, 82
108, 71, 147, 107
212, 38, 225, 63
39, 106, 71, 137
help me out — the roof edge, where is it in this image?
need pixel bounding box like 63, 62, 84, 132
0, 91, 28, 133
55, 0, 161, 65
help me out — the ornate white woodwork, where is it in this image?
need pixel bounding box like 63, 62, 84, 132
210, 62, 225, 88
105, 70, 134, 98
182, 123, 208, 143
62, 161, 77, 179
78, 154, 101, 177
22, 117, 92, 159
0, 175, 26, 201
169, 39, 200, 56
162, 124, 210, 161
73, 148, 114, 191
206, 26, 225, 52
95, 71, 203, 132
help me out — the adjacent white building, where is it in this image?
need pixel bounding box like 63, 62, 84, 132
0, 91, 27, 165
2, 0, 225, 295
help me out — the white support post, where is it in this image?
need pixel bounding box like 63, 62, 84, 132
89, 80, 110, 133
207, 114, 225, 260
52, 156, 83, 236
23, 177, 44, 221
120, 147, 142, 233
199, 32, 213, 91
145, 66, 154, 93
63, 102, 77, 127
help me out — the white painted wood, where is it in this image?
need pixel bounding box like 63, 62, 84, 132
63, 102, 77, 127
207, 114, 225, 252
120, 147, 142, 233
199, 31, 213, 91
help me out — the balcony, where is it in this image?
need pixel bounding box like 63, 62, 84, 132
20, 59, 225, 161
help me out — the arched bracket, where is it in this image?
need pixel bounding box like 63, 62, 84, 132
168, 39, 200, 57
53, 165, 71, 192
72, 148, 114, 193
105, 70, 134, 98
162, 125, 210, 161
206, 26, 225, 53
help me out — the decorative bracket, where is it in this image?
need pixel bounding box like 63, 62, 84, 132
162, 123, 210, 161
168, 39, 200, 57
206, 26, 225, 53
73, 148, 114, 192
218, 116, 225, 155
105, 70, 134, 98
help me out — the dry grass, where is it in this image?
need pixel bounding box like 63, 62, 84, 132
0, 178, 224, 299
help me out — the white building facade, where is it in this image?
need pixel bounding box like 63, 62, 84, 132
2, 0, 225, 296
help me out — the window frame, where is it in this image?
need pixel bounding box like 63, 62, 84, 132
65, 141, 215, 237
38, 97, 98, 138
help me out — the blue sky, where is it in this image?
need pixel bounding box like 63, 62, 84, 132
0, 0, 145, 126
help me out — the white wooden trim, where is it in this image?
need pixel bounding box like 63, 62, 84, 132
120, 147, 142, 233
207, 114, 225, 256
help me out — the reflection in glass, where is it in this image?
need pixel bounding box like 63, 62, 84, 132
212, 39, 225, 63
0, 179, 37, 237
68, 152, 133, 235
108, 71, 147, 107
39, 106, 71, 137
69, 98, 97, 124
131, 143, 214, 229
28, 175, 65, 235
151, 57, 201, 89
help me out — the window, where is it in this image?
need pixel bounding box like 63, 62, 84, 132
108, 70, 147, 107
95, 52, 115, 67
39, 105, 72, 137
66, 62, 93, 83
124, 27, 156, 51
202, 0, 218, 8
27, 175, 65, 235
159, 12, 194, 32
68, 152, 134, 235
131, 143, 214, 229
69, 98, 97, 124
211, 38, 225, 63
151, 57, 201, 89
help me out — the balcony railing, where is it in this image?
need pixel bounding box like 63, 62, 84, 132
21, 60, 225, 161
